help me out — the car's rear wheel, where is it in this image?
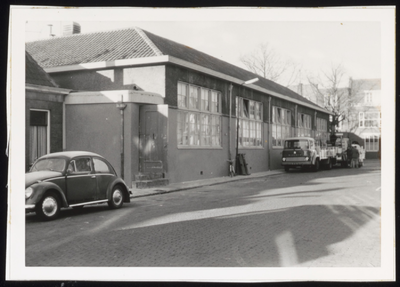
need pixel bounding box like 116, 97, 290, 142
36, 191, 60, 221
108, 185, 124, 209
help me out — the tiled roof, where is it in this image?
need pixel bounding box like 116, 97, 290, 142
26, 27, 325, 111
26, 28, 160, 68
26, 51, 58, 87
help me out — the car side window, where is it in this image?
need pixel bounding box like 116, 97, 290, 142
67, 161, 76, 173
69, 158, 92, 173
93, 158, 111, 173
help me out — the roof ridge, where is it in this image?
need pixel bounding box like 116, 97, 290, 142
26, 26, 140, 43
134, 27, 163, 56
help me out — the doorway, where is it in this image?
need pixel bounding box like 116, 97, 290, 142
139, 105, 168, 175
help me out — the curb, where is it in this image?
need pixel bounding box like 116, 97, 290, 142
129, 170, 284, 199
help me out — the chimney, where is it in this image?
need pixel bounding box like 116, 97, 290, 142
62, 22, 81, 36
297, 83, 303, 96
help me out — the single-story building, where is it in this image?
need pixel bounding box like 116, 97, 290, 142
26, 25, 332, 188
25, 51, 71, 171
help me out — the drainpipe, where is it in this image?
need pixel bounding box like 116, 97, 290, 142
116, 95, 127, 179
268, 96, 271, 170
228, 83, 233, 161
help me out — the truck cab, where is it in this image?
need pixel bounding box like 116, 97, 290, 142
281, 137, 317, 172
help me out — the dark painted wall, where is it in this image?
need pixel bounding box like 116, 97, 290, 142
65, 102, 140, 186
25, 90, 65, 171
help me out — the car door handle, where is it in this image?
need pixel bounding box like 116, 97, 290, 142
91, 175, 96, 179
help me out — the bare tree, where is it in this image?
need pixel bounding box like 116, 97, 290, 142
240, 42, 302, 87
307, 63, 365, 133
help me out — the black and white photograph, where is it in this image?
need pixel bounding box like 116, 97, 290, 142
7, 6, 395, 282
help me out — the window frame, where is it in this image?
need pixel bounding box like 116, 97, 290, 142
359, 112, 381, 128
236, 97, 263, 148
29, 109, 50, 164
271, 106, 292, 148
297, 112, 312, 138
177, 81, 222, 149
316, 117, 329, 147
364, 134, 380, 152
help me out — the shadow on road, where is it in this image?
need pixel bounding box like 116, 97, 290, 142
25, 160, 381, 267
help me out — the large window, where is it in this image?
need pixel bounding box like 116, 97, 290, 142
236, 97, 263, 147
364, 135, 379, 152
177, 82, 221, 147
316, 118, 329, 146
359, 112, 380, 128
297, 113, 312, 137
29, 110, 49, 165
272, 106, 291, 147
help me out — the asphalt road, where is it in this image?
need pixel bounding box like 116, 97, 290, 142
26, 160, 381, 267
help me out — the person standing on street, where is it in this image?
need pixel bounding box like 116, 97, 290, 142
347, 145, 353, 168
351, 146, 359, 168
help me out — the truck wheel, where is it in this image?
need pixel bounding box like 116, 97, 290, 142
284, 166, 290, 172
313, 159, 320, 172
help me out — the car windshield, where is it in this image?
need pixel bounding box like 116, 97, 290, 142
285, 140, 309, 149
30, 158, 66, 172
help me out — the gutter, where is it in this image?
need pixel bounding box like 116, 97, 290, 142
43, 55, 333, 115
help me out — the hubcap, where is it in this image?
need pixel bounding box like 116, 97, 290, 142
113, 189, 123, 205
42, 197, 57, 217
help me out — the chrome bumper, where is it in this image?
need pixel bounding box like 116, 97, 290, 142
282, 161, 312, 166
25, 204, 35, 210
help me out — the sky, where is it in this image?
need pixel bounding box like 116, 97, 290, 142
25, 9, 384, 87
25, 9, 381, 88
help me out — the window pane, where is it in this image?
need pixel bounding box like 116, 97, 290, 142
178, 83, 187, 108
249, 101, 255, 119
75, 158, 92, 172
93, 158, 110, 173
243, 99, 249, 118
189, 86, 199, 109
201, 88, 210, 111
272, 124, 277, 146
30, 110, 48, 126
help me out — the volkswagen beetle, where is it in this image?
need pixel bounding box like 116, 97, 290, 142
25, 151, 131, 220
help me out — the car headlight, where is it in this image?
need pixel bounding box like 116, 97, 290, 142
25, 187, 33, 199
282, 158, 286, 162
305, 157, 309, 161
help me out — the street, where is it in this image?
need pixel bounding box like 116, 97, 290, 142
26, 160, 381, 267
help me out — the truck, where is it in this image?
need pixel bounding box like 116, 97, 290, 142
333, 134, 365, 168
281, 137, 338, 172
281, 135, 365, 172
333, 136, 350, 167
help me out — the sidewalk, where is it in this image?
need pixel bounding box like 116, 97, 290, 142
130, 169, 284, 198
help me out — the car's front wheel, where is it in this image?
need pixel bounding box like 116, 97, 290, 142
108, 186, 124, 209
36, 191, 60, 220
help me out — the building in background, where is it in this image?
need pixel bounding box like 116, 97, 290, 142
26, 25, 332, 188
289, 78, 381, 159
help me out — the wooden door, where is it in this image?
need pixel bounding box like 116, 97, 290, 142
139, 105, 168, 174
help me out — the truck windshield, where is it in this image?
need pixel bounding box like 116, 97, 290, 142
285, 140, 309, 149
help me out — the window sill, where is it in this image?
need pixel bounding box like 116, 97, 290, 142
272, 146, 284, 149
238, 146, 264, 150
177, 146, 223, 150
